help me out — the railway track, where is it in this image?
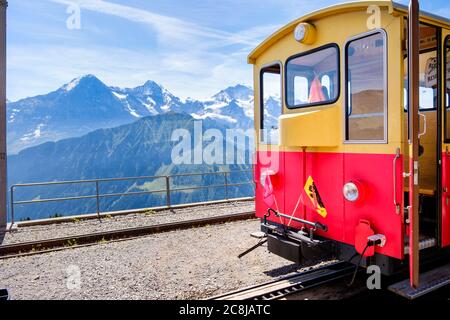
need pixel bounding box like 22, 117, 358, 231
0, 211, 255, 259
210, 261, 355, 300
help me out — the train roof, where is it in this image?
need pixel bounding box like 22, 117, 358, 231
248, 0, 450, 64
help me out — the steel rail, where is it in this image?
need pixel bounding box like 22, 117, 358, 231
0, 211, 256, 259
168, 169, 251, 178
11, 170, 251, 187
170, 182, 252, 193
210, 261, 355, 300
11, 175, 164, 187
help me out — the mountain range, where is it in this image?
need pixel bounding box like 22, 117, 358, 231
7, 75, 278, 154
9, 113, 254, 220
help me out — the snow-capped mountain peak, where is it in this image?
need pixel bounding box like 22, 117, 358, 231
63, 77, 82, 92
212, 84, 253, 103
131, 80, 162, 95
62, 74, 103, 92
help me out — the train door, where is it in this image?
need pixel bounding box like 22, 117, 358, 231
441, 29, 450, 247
416, 24, 440, 244
403, 22, 441, 260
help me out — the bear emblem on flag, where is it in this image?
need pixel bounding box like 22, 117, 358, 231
301, 176, 327, 218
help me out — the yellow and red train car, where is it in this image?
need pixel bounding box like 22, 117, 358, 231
250, 0, 450, 292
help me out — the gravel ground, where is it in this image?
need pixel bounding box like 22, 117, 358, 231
1, 201, 254, 245
0, 219, 320, 300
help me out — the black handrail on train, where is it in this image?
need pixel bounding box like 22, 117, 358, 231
9, 170, 255, 225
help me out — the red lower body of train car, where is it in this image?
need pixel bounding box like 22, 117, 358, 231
255, 150, 450, 275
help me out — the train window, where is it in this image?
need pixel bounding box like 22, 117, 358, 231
405, 87, 437, 111
285, 44, 339, 108
403, 23, 439, 113
260, 63, 282, 144
345, 31, 387, 142
445, 36, 450, 141
420, 87, 435, 110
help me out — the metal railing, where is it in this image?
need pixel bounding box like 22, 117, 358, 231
10, 170, 255, 224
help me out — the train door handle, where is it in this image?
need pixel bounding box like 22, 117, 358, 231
393, 149, 401, 214
418, 113, 427, 138
443, 187, 449, 206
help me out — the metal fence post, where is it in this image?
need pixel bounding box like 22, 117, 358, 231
224, 172, 229, 200
9, 185, 13, 227
165, 176, 171, 208
95, 180, 100, 219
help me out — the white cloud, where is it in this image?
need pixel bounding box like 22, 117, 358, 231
50, 0, 259, 47
7, 42, 252, 101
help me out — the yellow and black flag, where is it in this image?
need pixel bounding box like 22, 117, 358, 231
301, 176, 327, 218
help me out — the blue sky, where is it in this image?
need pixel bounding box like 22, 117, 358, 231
7, 0, 450, 102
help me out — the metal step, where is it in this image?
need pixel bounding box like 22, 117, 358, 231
0, 289, 9, 300
388, 263, 450, 299
404, 237, 436, 255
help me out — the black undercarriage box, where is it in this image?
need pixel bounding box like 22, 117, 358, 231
267, 233, 334, 264
268, 234, 302, 263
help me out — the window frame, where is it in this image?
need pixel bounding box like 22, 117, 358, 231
444, 35, 450, 142
402, 19, 440, 113
259, 61, 283, 145
284, 43, 341, 109
344, 29, 389, 144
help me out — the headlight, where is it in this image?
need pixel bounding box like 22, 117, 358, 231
343, 182, 359, 202
293, 22, 317, 44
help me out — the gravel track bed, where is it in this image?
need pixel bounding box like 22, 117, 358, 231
0, 219, 320, 300
1, 201, 254, 245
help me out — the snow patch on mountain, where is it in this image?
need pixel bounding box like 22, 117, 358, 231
191, 112, 237, 123
203, 101, 228, 111
20, 123, 45, 142
112, 92, 127, 100
235, 99, 254, 118
63, 77, 82, 91
140, 98, 158, 115
123, 101, 140, 118
9, 108, 20, 123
